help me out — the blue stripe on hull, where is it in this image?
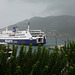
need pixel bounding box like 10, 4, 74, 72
0, 38, 46, 45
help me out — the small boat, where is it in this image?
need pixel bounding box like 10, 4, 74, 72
0, 42, 7, 45
0, 43, 13, 60
50, 44, 64, 50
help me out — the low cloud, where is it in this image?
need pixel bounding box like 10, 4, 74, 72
0, 0, 75, 28
43, 0, 75, 16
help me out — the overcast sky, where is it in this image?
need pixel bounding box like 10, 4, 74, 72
0, 0, 75, 28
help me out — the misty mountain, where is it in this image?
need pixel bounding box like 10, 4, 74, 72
8, 15, 75, 36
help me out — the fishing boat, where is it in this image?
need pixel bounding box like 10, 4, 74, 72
0, 23, 46, 45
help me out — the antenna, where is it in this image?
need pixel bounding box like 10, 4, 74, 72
28, 21, 30, 25
27, 21, 30, 31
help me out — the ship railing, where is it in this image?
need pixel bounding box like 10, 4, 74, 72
29, 31, 44, 34
32, 34, 44, 37
29, 30, 41, 32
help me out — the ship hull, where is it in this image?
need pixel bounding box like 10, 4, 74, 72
0, 37, 46, 45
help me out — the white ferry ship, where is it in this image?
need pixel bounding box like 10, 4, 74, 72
0, 23, 46, 45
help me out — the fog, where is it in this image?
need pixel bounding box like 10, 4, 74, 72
0, 0, 75, 28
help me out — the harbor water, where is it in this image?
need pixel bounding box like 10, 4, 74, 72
8, 38, 75, 56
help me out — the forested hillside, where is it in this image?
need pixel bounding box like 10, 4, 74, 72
8, 15, 75, 38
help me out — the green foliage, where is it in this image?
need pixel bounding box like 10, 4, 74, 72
0, 41, 75, 75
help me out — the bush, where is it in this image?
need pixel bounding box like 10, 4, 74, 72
0, 41, 75, 75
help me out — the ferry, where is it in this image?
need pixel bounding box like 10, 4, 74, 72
0, 23, 46, 45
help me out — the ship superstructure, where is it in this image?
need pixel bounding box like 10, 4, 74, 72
0, 24, 46, 45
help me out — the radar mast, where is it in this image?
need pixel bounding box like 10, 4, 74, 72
27, 21, 30, 31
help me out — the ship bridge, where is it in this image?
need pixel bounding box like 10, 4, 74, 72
29, 30, 45, 37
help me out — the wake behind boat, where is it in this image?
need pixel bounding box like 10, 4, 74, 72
0, 23, 46, 45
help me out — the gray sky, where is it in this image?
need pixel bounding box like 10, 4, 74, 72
0, 0, 75, 28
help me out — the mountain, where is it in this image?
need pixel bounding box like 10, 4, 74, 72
8, 15, 75, 38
